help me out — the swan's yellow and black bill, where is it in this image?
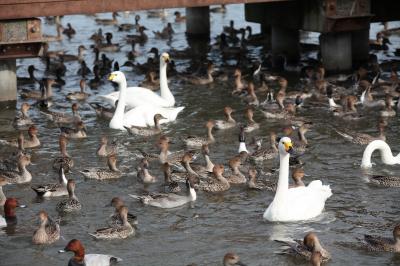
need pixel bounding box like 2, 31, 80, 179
284, 141, 293, 154
108, 73, 117, 81
162, 53, 170, 63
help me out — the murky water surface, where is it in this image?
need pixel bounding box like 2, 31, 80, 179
1, 4, 400, 266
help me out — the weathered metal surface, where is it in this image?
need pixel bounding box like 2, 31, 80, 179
0, 42, 43, 59
0, 18, 42, 44
0, 0, 291, 20
324, 14, 372, 32
0, 18, 45, 59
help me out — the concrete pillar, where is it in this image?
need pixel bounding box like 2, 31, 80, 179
320, 32, 352, 73
186, 6, 210, 38
271, 26, 299, 63
351, 29, 369, 68
261, 24, 272, 49
0, 59, 17, 102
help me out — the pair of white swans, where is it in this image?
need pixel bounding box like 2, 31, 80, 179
104, 53, 184, 129
264, 138, 400, 222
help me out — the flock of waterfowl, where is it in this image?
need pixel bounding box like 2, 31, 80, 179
1, 4, 400, 266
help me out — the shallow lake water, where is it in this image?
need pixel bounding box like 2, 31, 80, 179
1, 4, 400, 266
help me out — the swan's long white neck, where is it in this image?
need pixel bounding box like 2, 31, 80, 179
110, 77, 127, 129
159, 60, 175, 105
361, 140, 400, 168
273, 152, 290, 204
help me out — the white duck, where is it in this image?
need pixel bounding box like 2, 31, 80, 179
263, 137, 332, 222
108, 71, 184, 129
99, 53, 175, 108
361, 140, 400, 168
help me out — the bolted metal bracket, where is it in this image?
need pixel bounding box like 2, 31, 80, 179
0, 18, 49, 59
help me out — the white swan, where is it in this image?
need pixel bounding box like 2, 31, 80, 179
99, 52, 175, 108
263, 137, 332, 222
361, 140, 400, 168
108, 71, 184, 129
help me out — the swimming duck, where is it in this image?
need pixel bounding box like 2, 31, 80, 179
108, 197, 138, 227
95, 12, 119, 25
293, 123, 311, 153
158, 139, 187, 165
183, 62, 215, 85
17, 65, 37, 85
335, 120, 386, 145
129, 177, 196, 208
56, 179, 81, 213
60, 239, 122, 265
90, 102, 115, 120
90, 206, 134, 240
108, 71, 184, 129
139, 71, 159, 91
124, 114, 166, 136
359, 224, 400, 252
0, 125, 40, 149
0, 154, 31, 184
174, 11, 186, 22
77, 60, 91, 77
126, 26, 148, 44
61, 45, 86, 62
62, 23, 76, 38
276, 232, 331, 263
31, 165, 68, 197
263, 137, 332, 222
80, 154, 121, 180
247, 169, 276, 191
60, 121, 87, 139
101, 53, 175, 109
226, 156, 246, 184
66, 79, 89, 101
243, 108, 259, 132
369, 32, 391, 50
243, 81, 259, 106
32, 210, 60, 245
153, 23, 174, 39
97, 136, 117, 157
215, 107, 236, 130
0, 177, 8, 206
261, 103, 296, 120
90, 28, 104, 42
250, 132, 278, 162
290, 167, 306, 188
118, 14, 140, 31
199, 164, 230, 192
191, 144, 215, 174
361, 140, 400, 168
380, 94, 396, 117
0, 198, 25, 227
223, 252, 246, 266
231, 69, 246, 95
171, 152, 201, 183
53, 135, 74, 172
20, 82, 45, 100
162, 163, 181, 193
97, 33, 120, 53
182, 120, 216, 148
41, 103, 81, 124
136, 158, 156, 184
13, 103, 33, 128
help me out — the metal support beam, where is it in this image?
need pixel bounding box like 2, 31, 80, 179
186, 6, 210, 38
320, 32, 352, 72
271, 26, 299, 63
0, 59, 17, 102
351, 28, 369, 67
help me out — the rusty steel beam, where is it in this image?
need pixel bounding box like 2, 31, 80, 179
0, 0, 292, 20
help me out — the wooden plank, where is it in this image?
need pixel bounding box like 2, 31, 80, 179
0, 0, 291, 20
